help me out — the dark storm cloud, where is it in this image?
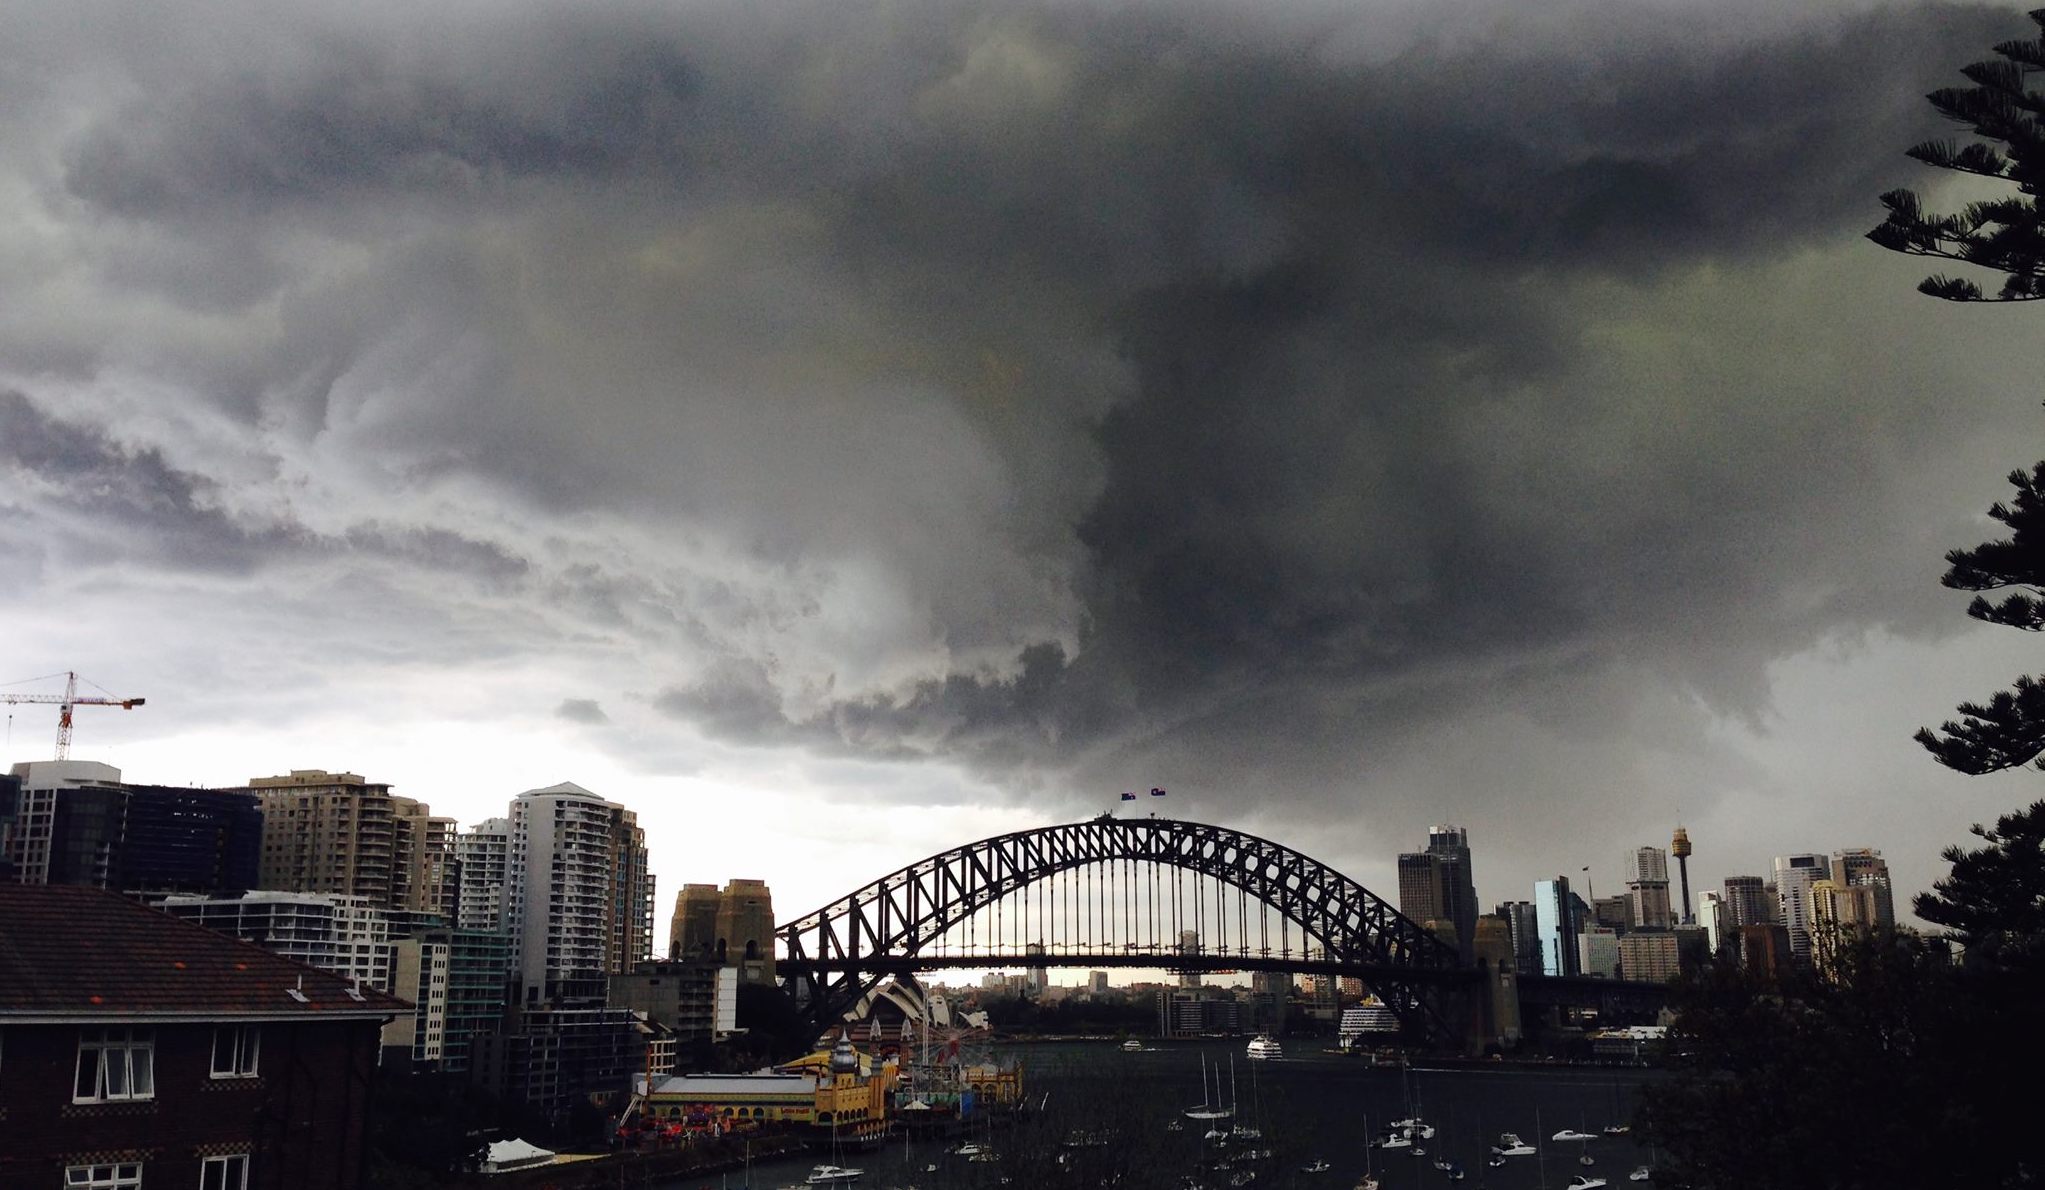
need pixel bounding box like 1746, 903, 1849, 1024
555, 698, 610, 725
0, 390, 301, 573
2, 0, 2032, 845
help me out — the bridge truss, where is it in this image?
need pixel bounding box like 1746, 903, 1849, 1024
778, 816, 1466, 1045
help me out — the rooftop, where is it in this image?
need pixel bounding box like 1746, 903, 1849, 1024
0, 884, 406, 1022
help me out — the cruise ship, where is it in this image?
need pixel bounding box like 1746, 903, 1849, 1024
1245, 1035, 1283, 1060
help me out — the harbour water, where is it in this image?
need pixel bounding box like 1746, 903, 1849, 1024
691, 1040, 1662, 1190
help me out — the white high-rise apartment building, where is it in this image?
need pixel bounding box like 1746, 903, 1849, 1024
457, 817, 513, 933
507, 783, 651, 1004
1773, 852, 1830, 964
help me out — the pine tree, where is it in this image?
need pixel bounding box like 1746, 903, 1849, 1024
1872, 13, 2045, 772
1915, 799, 2045, 975
1915, 461, 2045, 773
1868, 8, 2045, 300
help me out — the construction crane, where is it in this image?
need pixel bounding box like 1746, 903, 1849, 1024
0, 671, 145, 760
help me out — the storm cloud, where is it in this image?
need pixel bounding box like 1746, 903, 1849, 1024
1, 0, 2037, 908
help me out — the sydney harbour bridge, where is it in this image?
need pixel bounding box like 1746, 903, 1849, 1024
775, 816, 1667, 1050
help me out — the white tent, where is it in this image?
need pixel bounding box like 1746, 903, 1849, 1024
481, 1138, 556, 1173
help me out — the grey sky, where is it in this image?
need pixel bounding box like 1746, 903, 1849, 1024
1, 0, 2038, 926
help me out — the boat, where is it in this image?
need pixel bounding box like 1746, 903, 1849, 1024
1166, 1120, 1185, 1133
1184, 1054, 1233, 1121
1442, 1163, 1465, 1182
1301, 1159, 1332, 1173
953, 1143, 988, 1157
1245, 1035, 1282, 1061
1356, 1110, 1380, 1190
1494, 1133, 1536, 1158
1629, 1167, 1652, 1182
805, 1166, 864, 1186
1553, 1130, 1598, 1143
1375, 1132, 1413, 1150
1602, 1125, 1631, 1136
1389, 1117, 1436, 1140
1568, 1177, 1608, 1190
1123, 1039, 1145, 1052
1581, 1154, 1597, 1166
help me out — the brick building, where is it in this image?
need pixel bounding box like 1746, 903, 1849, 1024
0, 884, 403, 1189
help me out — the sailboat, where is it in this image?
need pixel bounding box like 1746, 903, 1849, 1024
1231, 1055, 1264, 1142
1355, 1111, 1380, 1190
1185, 1053, 1233, 1121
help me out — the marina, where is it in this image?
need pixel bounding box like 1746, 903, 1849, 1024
702, 1039, 1662, 1190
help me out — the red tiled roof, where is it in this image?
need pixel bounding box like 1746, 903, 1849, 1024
0, 884, 407, 1021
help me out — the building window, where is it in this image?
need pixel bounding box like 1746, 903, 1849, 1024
73, 1029, 154, 1103
210, 1026, 260, 1079
64, 1164, 142, 1189
199, 1154, 249, 1190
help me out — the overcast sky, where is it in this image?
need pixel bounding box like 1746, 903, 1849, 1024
3, 0, 2041, 940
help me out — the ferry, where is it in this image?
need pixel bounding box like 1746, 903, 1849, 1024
1122, 1038, 1145, 1052
1245, 1035, 1283, 1061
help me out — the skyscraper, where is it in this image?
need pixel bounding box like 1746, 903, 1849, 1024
507, 782, 653, 1004
1625, 846, 1673, 930
1496, 900, 1543, 975
1401, 826, 1477, 960
604, 803, 654, 976
1427, 825, 1479, 961
391, 797, 458, 920
1831, 848, 1896, 933
1533, 877, 1580, 976
5, 760, 124, 883
1397, 852, 1446, 929
1696, 891, 1729, 955
1809, 877, 1884, 975
456, 817, 512, 934
234, 770, 400, 908
1721, 875, 1773, 927
1773, 852, 1830, 965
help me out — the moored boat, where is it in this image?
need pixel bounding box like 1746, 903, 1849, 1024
805, 1165, 864, 1185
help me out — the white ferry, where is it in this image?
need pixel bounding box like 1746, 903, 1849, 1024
1245, 1035, 1283, 1060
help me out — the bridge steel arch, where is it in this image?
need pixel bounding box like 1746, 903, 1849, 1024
777, 817, 1466, 1045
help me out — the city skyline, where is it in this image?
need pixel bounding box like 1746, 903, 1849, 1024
5, 751, 1926, 954
3, 0, 2038, 941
